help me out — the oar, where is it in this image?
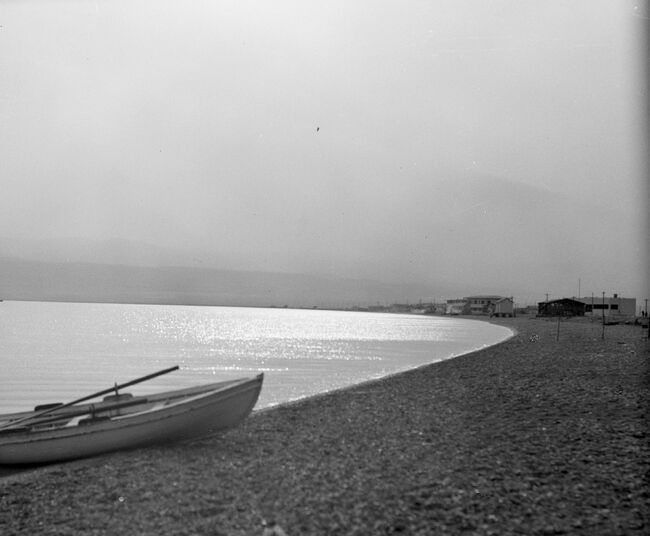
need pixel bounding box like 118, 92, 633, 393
0, 396, 149, 432
0, 365, 179, 430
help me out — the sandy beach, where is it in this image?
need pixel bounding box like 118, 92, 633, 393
1, 316, 648, 535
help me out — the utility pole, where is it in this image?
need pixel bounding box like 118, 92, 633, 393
601, 291, 606, 340
578, 278, 581, 299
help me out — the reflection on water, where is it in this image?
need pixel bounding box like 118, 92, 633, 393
0, 301, 512, 413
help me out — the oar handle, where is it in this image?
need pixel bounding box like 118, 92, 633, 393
113, 366, 180, 392
0, 365, 179, 430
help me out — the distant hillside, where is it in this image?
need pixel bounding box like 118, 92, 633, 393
0, 174, 644, 306
0, 257, 443, 308
0, 236, 214, 268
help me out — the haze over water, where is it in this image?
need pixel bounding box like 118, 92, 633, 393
1, 1, 646, 307
0, 301, 512, 414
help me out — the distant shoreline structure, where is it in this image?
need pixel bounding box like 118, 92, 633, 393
1, 293, 643, 322
1, 255, 645, 314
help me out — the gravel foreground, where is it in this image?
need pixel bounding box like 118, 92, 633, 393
1, 316, 648, 535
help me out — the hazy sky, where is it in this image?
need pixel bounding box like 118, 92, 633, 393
1, 1, 647, 302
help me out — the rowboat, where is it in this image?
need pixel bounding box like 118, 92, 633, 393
0, 367, 263, 465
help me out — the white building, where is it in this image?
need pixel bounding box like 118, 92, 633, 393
446, 295, 515, 316
463, 295, 506, 316
578, 294, 636, 318
446, 299, 469, 315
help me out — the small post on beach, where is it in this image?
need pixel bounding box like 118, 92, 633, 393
601, 291, 605, 340
556, 312, 561, 341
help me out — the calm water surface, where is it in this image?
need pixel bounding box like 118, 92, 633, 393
0, 301, 512, 414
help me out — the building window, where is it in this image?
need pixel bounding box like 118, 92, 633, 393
593, 304, 608, 310
610, 304, 619, 310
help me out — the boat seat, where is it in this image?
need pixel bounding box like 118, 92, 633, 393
65, 415, 90, 427
103, 393, 134, 403
34, 402, 64, 411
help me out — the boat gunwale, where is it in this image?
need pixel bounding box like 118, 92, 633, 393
0, 374, 263, 446
0, 375, 261, 424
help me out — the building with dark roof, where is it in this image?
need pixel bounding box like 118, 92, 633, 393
537, 298, 585, 317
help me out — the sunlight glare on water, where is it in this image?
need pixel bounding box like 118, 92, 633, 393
0, 301, 512, 413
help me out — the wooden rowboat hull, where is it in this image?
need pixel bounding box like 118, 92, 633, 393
0, 374, 263, 465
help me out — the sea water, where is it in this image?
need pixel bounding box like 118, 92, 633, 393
0, 301, 512, 414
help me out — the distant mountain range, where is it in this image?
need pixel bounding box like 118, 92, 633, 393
0, 256, 445, 308
0, 236, 214, 269
0, 175, 645, 306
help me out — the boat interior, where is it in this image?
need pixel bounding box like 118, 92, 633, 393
0, 377, 254, 432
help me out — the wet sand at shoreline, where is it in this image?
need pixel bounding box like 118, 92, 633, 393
1, 316, 648, 535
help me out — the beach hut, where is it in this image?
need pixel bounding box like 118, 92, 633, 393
493, 297, 514, 317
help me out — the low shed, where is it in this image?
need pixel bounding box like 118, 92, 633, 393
538, 298, 585, 317
493, 297, 514, 317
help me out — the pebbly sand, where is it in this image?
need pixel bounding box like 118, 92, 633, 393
0, 316, 648, 535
